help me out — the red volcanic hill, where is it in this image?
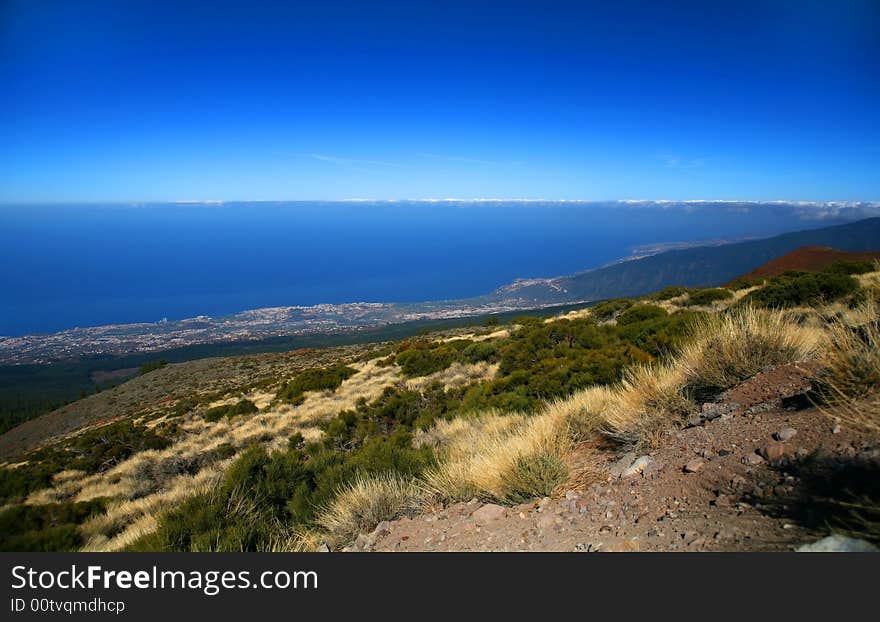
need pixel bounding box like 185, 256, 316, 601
729, 246, 880, 284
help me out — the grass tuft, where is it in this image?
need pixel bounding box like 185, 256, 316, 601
315, 473, 421, 548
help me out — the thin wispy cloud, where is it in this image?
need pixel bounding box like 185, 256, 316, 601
660, 154, 706, 169
417, 153, 523, 166
309, 153, 408, 169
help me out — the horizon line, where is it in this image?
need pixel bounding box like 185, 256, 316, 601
2, 198, 880, 206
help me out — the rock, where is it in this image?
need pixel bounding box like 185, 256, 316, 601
605, 538, 640, 552
622, 455, 657, 478
608, 452, 637, 478
372, 521, 391, 536
642, 459, 663, 478
472, 503, 507, 524
759, 441, 787, 462
744, 452, 765, 466
705, 402, 739, 420
564, 490, 580, 500
797, 535, 879, 553
537, 513, 559, 531
684, 458, 704, 473
316, 543, 331, 552
832, 423, 841, 434
355, 533, 371, 550
774, 427, 797, 442
711, 494, 733, 508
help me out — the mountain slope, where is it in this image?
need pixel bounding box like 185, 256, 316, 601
479, 217, 880, 305
729, 246, 880, 283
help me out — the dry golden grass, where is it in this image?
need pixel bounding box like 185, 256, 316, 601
679, 307, 825, 391
418, 307, 830, 500
600, 363, 690, 447
315, 473, 422, 548
404, 361, 498, 392
595, 308, 823, 447
817, 300, 880, 435
80, 463, 226, 551
419, 389, 604, 503
23, 358, 406, 548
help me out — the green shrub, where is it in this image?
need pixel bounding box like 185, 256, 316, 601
616, 305, 668, 326
616, 310, 703, 357
590, 299, 634, 322
0, 421, 171, 504
460, 341, 499, 364
683, 288, 734, 306
395, 346, 456, 377
203, 399, 258, 422
0, 500, 106, 551
647, 286, 692, 301
727, 277, 762, 290
357, 346, 394, 362
742, 271, 859, 308
276, 365, 357, 404
822, 260, 876, 276
133, 387, 439, 552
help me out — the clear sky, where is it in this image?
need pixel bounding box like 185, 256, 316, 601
1, 0, 878, 202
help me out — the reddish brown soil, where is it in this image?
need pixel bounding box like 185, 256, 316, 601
348, 364, 878, 552
728, 246, 880, 284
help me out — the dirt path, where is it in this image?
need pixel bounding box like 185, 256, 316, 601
346, 364, 878, 552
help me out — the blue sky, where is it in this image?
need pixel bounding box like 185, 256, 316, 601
1, 0, 878, 202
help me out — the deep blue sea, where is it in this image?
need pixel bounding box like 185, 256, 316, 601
0, 201, 865, 336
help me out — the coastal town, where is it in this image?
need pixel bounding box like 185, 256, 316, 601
0, 297, 554, 365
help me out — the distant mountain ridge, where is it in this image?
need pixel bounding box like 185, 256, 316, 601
476, 217, 880, 305
728, 246, 880, 283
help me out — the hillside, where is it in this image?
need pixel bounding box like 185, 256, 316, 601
352, 363, 875, 552
729, 246, 880, 283
479, 217, 880, 306
1, 256, 879, 553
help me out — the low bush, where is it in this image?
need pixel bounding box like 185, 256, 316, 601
647, 285, 692, 300
741, 271, 859, 308
616, 304, 668, 326
203, 399, 258, 422
590, 299, 634, 322
0, 421, 171, 504
133, 386, 440, 551
0, 500, 106, 551
823, 260, 876, 276
276, 365, 357, 404
683, 288, 734, 307
727, 277, 762, 291
395, 346, 456, 377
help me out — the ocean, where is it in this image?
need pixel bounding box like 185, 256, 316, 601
0, 201, 869, 336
